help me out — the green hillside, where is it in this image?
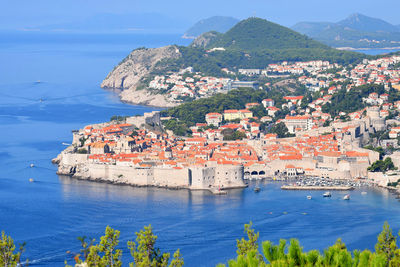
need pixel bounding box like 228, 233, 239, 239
207, 17, 330, 51
155, 17, 366, 77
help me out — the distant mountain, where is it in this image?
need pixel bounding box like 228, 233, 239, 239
337, 13, 399, 33
291, 22, 335, 37
292, 13, 400, 48
21, 13, 190, 33
183, 16, 239, 38
207, 17, 328, 51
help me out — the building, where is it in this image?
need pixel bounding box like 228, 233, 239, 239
262, 99, 274, 108
267, 106, 280, 117
229, 81, 259, 90
238, 69, 261, 76
284, 115, 313, 133
223, 109, 253, 121
205, 113, 222, 127
283, 96, 304, 106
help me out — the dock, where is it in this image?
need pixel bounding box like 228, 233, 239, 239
281, 185, 354, 191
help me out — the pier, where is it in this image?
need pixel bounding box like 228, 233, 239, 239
281, 185, 354, 191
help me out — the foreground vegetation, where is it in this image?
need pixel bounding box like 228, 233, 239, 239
219, 222, 400, 266
2, 222, 400, 266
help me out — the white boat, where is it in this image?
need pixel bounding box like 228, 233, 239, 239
30, 163, 35, 168
323, 191, 331, 197
307, 195, 312, 200
361, 191, 367, 195
343, 194, 350, 200
29, 178, 34, 183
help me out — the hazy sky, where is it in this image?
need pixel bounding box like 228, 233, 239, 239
2, 0, 400, 30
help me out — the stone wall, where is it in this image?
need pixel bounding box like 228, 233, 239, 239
214, 165, 245, 189
57, 153, 246, 191
189, 167, 215, 189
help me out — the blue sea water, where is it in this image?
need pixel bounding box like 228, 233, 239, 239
1, 32, 400, 266
354, 48, 400, 55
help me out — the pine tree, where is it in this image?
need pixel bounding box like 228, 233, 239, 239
85, 226, 122, 267
128, 224, 182, 267
236, 222, 260, 257
375, 221, 397, 263
0, 231, 26, 267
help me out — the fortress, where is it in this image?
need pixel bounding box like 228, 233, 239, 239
55, 102, 399, 193
56, 152, 246, 192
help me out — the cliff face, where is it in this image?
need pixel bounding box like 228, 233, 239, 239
189, 31, 222, 48
101, 45, 181, 107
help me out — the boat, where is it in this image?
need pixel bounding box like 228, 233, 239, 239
254, 187, 261, 193
323, 191, 331, 197
62, 142, 71, 146
30, 163, 35, 168
307, 195, 312, 200
29, 178, 34, 183
361, 191, 367, 195
343, 194, 350, 200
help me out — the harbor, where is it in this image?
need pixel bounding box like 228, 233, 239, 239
279, 176, 371, 190
281, 185, 354, 190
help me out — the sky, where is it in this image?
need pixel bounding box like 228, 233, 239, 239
1, 0, 400, 31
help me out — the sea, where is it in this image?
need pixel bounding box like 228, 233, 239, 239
1, 32, 400, 266
354, 48, 400, 55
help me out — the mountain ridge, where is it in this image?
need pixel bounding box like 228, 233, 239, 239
337, 13, 399, 32
292, 13, 400, 48
183, 16, 239, 38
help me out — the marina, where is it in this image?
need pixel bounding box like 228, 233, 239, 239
282, 185, 354, 190
280, 176, 371, 191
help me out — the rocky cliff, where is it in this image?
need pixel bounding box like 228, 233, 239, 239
189, 31, 222, 48
101, 45, 181, 107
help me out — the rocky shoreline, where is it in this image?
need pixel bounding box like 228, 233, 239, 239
100, 45, 181, 108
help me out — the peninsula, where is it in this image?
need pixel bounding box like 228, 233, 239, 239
57, 17, 400, 194
57, 50, 400, 193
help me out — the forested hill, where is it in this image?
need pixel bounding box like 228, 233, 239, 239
103, 17, 369, 98
156, 17, 366, 76
207, 17, 329, 51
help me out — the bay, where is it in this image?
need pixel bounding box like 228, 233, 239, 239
0, 32, 400, 266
